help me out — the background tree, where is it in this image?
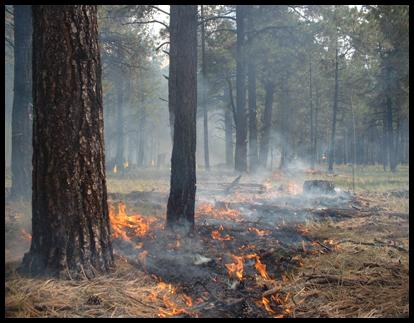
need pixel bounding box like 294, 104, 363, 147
10, 5, 32, 200
166, 5, 198, 233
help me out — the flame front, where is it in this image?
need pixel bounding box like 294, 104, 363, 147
109, 202, 150, 240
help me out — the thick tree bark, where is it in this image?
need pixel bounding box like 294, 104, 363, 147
259, 80, 274, 168
247, 6, 258, 173
166, 5, 197, 233
201, 5, 210, 171
20, 5, 113, 279
328, 42, 339, 173
234, 5, 247, 172
10, 5, 32, 200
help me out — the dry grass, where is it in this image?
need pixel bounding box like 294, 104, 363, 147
5, 257, 169, 318
278, 210, 409, 318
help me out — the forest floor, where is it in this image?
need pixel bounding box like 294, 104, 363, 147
4, 164, 409, 318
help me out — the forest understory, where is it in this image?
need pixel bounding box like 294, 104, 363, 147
5, 165, 409, 318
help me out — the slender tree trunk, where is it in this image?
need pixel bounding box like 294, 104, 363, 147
115, 75, 124, 171
247, 5, 258, 172
200, 5, 210, 171
314, 84, 319, 165
10, 5, 32, 200
259, 80, 274, 168
328, 41, 339, 173
309, 58, 315, 169
279, 74, 289, 170
166, 5, 197, 233
20, 5, 113, 278
224, 88, 234, 167
234, 5, 247, 172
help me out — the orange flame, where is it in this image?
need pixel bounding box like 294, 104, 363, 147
225, 255, 244, 280
197, 203, 240, 221
211, 225, 233, 241
248, 227, 271, 236
109, 202, 150, 240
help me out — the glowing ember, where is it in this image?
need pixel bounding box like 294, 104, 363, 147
21, 229, 32, 241
248, 227, 271, 236
109, 202, 151, 240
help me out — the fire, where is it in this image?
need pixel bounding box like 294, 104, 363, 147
123, 160, 129, 168
109, 202, 150, 240
248, 227, 271, 236
197, 203, 240, 221
254, 256, 271, 280
225, 255, 244, 281
257, 297, 278, 315
211, 225, 233, 241
113, 165, 117, 173
182, 294, 193, 307
21, 229, 32, 241
147, 281, 193, 317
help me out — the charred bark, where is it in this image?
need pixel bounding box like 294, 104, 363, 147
10, 5, 32, 200
20, 5, 113, 278
166, 5, 197, 233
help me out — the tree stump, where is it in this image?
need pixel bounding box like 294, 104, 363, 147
303, 180, 335, 195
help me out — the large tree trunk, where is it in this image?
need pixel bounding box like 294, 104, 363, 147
166, 5, 197, 234
328, 42, 339, 173
20, 5, 113, 279
201, 5, 210, 171
234, 5, 247, 172
259, 80, 274, 168
10, 5, 32, 200
247, 6, 258, 173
